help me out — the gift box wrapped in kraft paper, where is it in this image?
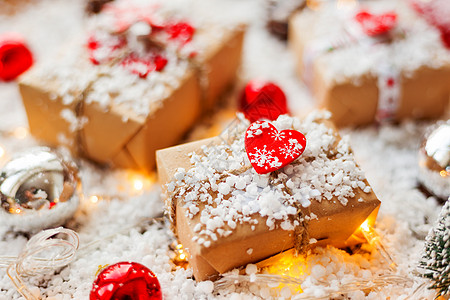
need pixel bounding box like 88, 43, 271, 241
19, 0, 245, 173
289, 1, 450, 127
157, 111, 380, 281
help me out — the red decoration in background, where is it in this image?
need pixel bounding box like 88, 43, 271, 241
411, 0, 450, 48
85, 2, 196, 77
166, 22, 195, 45
240, 80, 289, 123
245, 121, 306, 174
0, 33, 33, 81
355, 10, 397, 37
87, 34, 126, 65
90, 262, 162, 300
120, 54, 168, 79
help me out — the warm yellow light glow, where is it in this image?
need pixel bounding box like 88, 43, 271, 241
133, 179, 144, 191
90, 196, 99, 203
440, 170, 448, 177
13, 127, 28, 139
258, 249, 306, 294
125, 172, 155, 194
171, 243, 189, 269
0, 146, 5, 158
360, 219, 370, 233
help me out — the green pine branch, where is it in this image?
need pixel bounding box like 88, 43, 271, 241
420, 199, 450, 298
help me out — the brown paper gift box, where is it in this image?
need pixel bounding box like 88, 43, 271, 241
19, 26, 245, 173
19, 43, 97, 153
289, 4, 450, 127
157, 119, 381, 281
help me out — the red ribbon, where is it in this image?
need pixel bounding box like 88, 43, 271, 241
0, 33, 33, 81
410, 0, 450, 48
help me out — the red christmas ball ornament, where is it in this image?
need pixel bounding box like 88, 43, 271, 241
355, 10, 397, 37
245, 121, 306, 174
239, 80, 289, 123
0, 33, 33, 81
90, 262, 162, 300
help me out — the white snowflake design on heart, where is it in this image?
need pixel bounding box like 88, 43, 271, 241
279, 137, 304, 159
270, 130, 286, 141
248, 145, 282, 169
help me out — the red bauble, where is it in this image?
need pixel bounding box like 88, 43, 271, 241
166, 22, 195, 45
355, 10, 397, 37
239, 80, 289, 123
90, 262, 162, 300
245, 121, 306, 174
0, 33, 33, 81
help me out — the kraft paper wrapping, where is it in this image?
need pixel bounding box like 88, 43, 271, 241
289, 11, 450, 127
19, 27, 245, 173
156, 122, 381, 281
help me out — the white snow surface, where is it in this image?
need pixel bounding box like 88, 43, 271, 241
0, 0, 447, 299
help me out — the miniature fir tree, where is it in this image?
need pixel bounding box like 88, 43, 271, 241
420, 199, 450, 298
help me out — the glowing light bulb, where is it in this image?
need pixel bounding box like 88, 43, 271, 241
360, 219, 370, 233
13, 127, 28, 139
0, 146, 5, 158
90, 196, 99, 203
133, 179, 144, 191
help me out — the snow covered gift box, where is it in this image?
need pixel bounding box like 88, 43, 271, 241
156, 111, 381, 281
289, 1, 450, 127
19, 0, 245, 173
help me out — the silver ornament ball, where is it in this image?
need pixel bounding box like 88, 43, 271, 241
0, 147, 80, 232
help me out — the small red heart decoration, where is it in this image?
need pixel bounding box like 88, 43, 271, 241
239, 80, 289, 123
245, 121, 306, 174
0, 33, 33, 81
355, 10, 397, 37
90, 262, 162, 300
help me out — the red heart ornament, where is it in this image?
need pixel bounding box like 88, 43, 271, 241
355, 10, 397, 37
245, 121, 306, 174
90, 262, 162, 300
0, 33, 33, 81
239, 80, 289, 123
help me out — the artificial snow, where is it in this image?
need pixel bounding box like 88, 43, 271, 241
0, 0, 447, 299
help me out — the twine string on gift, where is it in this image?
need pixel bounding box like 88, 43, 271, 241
168, 116, 314, 253
168, 160, 312, 254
